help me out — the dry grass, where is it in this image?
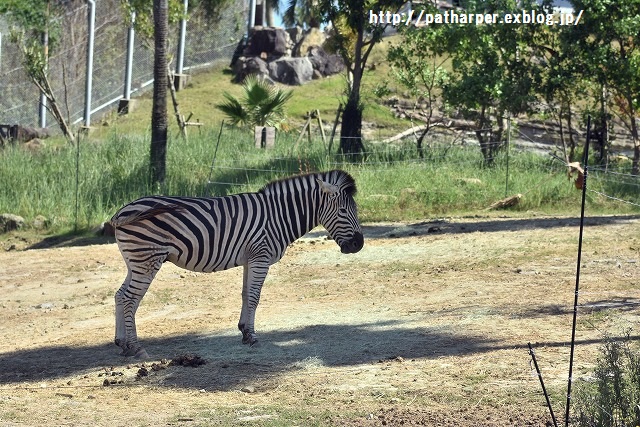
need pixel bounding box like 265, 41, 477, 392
0, 215, 638, 426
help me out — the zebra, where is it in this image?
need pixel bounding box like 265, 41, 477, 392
110, 169, 364, 358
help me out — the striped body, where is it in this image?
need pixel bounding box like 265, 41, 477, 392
111, 170, 363, 357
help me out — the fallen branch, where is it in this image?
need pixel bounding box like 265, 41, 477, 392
487, 194, 522, 210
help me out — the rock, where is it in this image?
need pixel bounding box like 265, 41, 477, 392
95, 221, 116, 236
0, 213, 25, 233
23, 138, 45, 152
2, 125, 51, 144
32, 215, 49, 230
323, 52, 345, 75
268, 57, 313, 85
233, 56, 270, 82
307, 46, 345, 77
286, 26, 303, 45
294, 27, 326, 56
241, 385, 256, 393
245, 27, 290, 58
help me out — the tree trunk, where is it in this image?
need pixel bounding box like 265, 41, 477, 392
475, 105, 494, 166
150, 0, 169, 187
339, 28, 365, 159
631, 110, 639, 176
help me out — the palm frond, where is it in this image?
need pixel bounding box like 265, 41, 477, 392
216, 93, 249, 126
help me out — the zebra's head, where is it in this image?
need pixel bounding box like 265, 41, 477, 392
316, 171, 364, 254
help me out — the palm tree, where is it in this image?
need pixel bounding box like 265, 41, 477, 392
150, 0, 168, 187
283, 0, 322, 28
217, 75, 293, 129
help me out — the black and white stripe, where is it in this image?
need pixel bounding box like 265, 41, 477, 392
111, 170, 363, 357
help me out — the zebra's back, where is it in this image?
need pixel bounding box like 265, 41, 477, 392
111, 194, 267, 273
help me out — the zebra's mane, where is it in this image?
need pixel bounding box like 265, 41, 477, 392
259, 170, 357, 196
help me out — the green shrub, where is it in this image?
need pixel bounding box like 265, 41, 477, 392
573, 332, 640, 427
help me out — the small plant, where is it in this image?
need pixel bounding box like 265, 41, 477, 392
216, 75, 293, 129
573, 331, 640, 427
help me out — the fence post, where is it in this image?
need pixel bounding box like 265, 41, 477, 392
248, 0, 256, 32
173, 0, 189, 91
176, 0, 187, 75
39, 27, 49, 128
118, 11, 136, 114
84, 0, 96, 128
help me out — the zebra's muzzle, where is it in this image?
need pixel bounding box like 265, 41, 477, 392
340, 232, 364, 254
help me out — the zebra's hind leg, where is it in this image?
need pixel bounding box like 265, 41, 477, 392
114, 269, 132, 349
237, 262, 269, 347
114, 256, 163, 358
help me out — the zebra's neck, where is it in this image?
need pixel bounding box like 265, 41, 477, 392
263, 176, 321, 246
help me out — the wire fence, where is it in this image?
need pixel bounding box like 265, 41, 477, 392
0, 0, 245, 131
202, 129, 639, 212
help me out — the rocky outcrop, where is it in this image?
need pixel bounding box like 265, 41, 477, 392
231, 26, 345, 86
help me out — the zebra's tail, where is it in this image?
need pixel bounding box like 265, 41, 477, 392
109, 204, 185, 228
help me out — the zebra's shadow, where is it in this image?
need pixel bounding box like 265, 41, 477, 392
0, 320, 500, 390
2, 320, 635, 391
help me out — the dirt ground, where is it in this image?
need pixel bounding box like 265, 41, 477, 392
0, 215, 638, 426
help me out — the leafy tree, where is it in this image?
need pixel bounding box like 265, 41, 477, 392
387, 14, 450, 158
318, 0, 404, 158
1, 0, 77, 143
121, 0, 230, 40
535, 24, 587, 163
563, 0, 640, 175
443, 0, 548, 165
216, 75, 293, 128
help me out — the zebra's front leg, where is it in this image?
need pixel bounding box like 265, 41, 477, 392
238, 262, 269, 347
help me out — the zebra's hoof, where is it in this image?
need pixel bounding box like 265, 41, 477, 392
120, 346, 149, 359
242, 332, 258, 346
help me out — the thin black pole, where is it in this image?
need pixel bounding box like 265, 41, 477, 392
74, 130, 81, 232
529, 343, 559, 427
564, 116, 591, 427
206, 120, 224, 196
505, 115, 511, 197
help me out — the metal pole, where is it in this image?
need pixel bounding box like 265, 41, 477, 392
564, 115, 591, 427
248, 0, 256, 33
124, 11, 135, 100
505, 115, 511, 197
176, 0, 187, 75
84, 0, 96, 127
39, 6, 49, 129
529, 343, 558, 427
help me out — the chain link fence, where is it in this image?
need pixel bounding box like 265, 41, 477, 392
0, 0, 246, 132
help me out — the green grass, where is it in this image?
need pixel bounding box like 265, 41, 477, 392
1, 124, 637, 237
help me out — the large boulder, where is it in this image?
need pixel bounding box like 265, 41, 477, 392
233, 56, 270, 82
245, 27, 291, 58
268, 57, 313, 85
307, 46, 345, 77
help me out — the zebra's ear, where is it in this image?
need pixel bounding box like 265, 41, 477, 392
316, 179, 340, 196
